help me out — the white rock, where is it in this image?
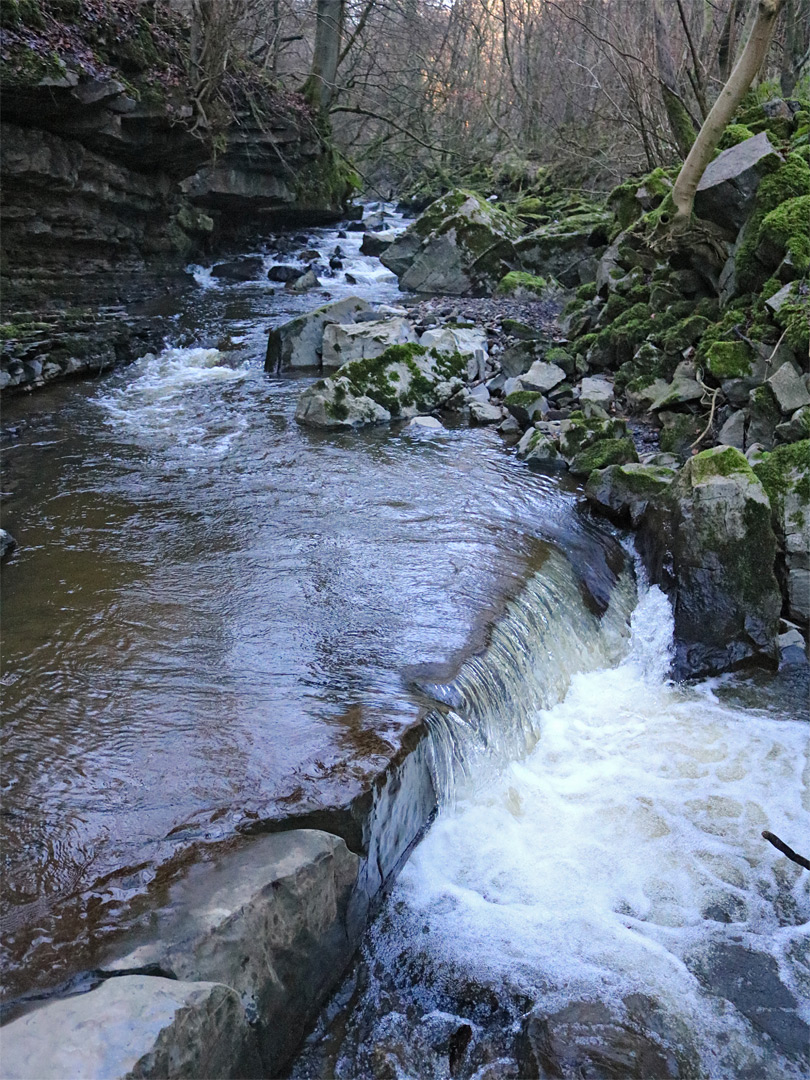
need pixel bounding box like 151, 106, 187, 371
322, 317, 416, 368
407, 415, 444, 430
470, 401, 503, 425
468, 383, 490, 403
579, 376, 614, 410
265, 296, 371, 371
517, 360, 566, 394
419, 326, 488, 358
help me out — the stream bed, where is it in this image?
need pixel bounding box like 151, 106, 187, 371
1, 208, 808, 1076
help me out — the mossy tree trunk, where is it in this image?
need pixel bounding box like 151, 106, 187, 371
670, 0, 785, 226
303, 0, 345, 112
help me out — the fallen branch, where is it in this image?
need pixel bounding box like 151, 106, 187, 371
690, 370, 721, 450
762, 830, 810, 871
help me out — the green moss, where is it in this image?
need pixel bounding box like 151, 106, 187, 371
660, 315, 710, 355
569, 437, 638, 476
690, 445, 754, 485
496, 271, 548, 296
576, 282, 597, 301
607, 167, 675, 230
501, 318, 541, 340
704, 340, 753, 379
736, 155, 810, 289
659, 413, 704, 457
771, 283, 810, 354
754, 440, 810, 509
758, 195, 810, 274
717, 124, 756, 151
505, 390, 546, 407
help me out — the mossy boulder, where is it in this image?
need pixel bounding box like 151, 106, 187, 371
638, 446, 781, 677
585, 463, 676, 526
379, 189, 521, 296
754, 440, 810, 625
607, 168, 675, 231
515, 209, 612, 287
568, 437, 638, 476
505, 390, 547, 426
495, 271, 548, 299
756, 195, 810, 276
295, 343, 467, 429
557, 414, 632, 461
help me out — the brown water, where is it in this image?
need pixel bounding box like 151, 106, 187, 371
0, 219, 622, 1003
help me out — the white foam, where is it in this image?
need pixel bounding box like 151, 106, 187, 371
97, 346, 249, 457
387, 586, 810, 1074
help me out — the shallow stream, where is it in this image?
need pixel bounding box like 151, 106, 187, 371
1, 208, 808, 1075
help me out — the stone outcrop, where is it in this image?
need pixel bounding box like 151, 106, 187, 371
639, 446, 781, 677
265, 297, 372, 372
754, 440, 810, 625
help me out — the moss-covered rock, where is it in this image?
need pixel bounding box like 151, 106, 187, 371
380, 189, 521, 296
704, 340, 753, 379
735, 154, 810, 291
585, 463, 676, 526
295, 342, 467, 429
756, 195, 810, 275
495, 271, 549, 298
638, 446, 781, 676
505, 390, 547, 426
568, 436, 638, 476
515, 209, 612, 287
754, 440, 810, 625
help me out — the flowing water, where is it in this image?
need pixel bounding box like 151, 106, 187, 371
2, 208, 808, 1074
293, 581, 810, 1079
0, 208, 622, 1004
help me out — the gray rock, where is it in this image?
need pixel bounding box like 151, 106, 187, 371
285, 268, 320, 292
0, 976, 260, 1080
211, 256, 263, 281
625, 377, 670, 414
499, 341, 543, 379
689, 943, 810, 1063
579, 376, 614, 412
639, 446, 781, 677
468, 383, 490, 403
585, 463, 676, 527
0, 528, 17, 559
322, 317, 417, 368
505, 391, 548, 426
106, 831, 359, 1078
516, 209, 612, 288
268, 264, 304, 283
517, 429, 562, 466
775, 405, 810, 444
746, 384, 781, 450
470, 400, 504, 425
767, 361, 810, 415
765, 280, 798, 314
718, 409, 746, 449
419, 326, 488, 362
380, 190, 520, 296
518, 360, 566, 394
265, 297, 371, 371
649, 377, 704, 411
694, 132, 783, 233
360, 231, 395, 257
754, 442, 810, 625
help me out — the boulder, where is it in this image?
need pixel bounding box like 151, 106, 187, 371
495, 271, 548, 299
321, 317, 417, 368
105, 831, 360, 1078
517, 428, 562, 467
694, 132, 783, 234
505, 391, 548, 426
265, 296, 371, 372
639, 446, 781, 676
754, 440, 810, 625
267, 264, 304, 283
568, 437, 638, 476
380, 189, 521, 296
470, 400, 503, 425
285, 268, 320, 292
1, 528, 16, 559
360, 232, 395, 257
579, 376, 614, 413
516, 209, 612, 287
296, 343, 467, 430
419, 326, 488, 367
519, 996, 698, 1080
0, 976, 260, 1080
767, 360, 810, 415
585, 463, 676, 527
211, 256, 263, 282
775, 405, 810, 445
517, 360, 567, 394
406, 415, 445, 431
499, 341, 545, 379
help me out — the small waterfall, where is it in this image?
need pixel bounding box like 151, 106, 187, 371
420, 548, 638, 805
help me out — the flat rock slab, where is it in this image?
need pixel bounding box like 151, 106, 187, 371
104, 830, 360, 1077
0, 976, 260, 1080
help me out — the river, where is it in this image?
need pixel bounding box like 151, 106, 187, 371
1, 207, 808, 1076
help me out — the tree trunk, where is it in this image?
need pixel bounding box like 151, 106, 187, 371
653, 0, 698, 158
670, 0, 785, 225
780, 0, 810, 94
303, 0, 345, 111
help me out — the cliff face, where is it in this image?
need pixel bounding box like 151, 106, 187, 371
0, 1, 352, 309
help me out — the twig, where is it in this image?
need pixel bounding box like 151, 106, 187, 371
690, 369, 720, 450
765, 327, 788, 367
762, 830, 810, 871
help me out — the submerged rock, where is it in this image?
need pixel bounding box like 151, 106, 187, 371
295, 343, 466, 430
1, 528, 17, 559
380, 189, 521, 296
211, 256, 264, 281
639, 446, 781, 677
